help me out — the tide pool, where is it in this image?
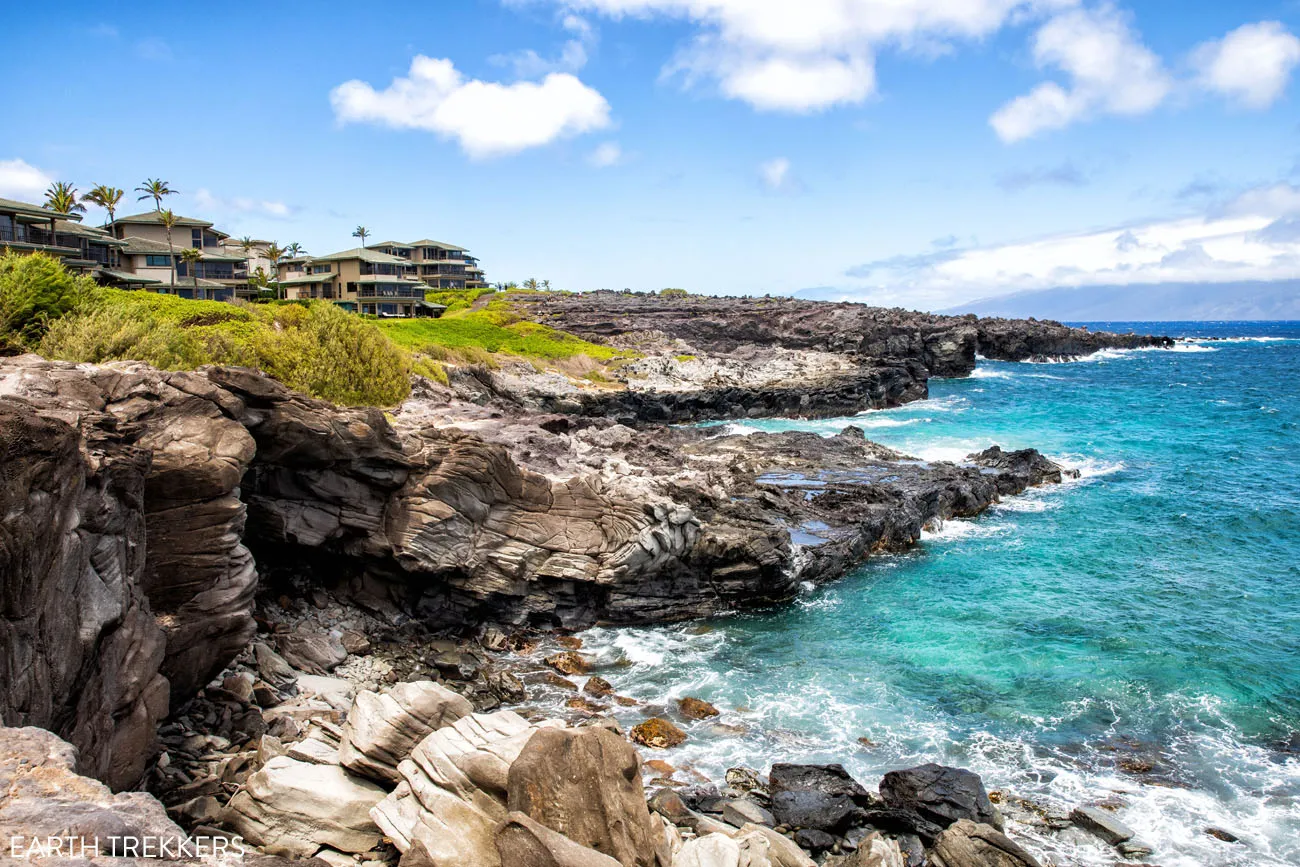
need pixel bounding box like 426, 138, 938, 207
566, 324, 1300, 867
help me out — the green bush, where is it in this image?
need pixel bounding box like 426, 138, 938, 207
0, 252, 95, 349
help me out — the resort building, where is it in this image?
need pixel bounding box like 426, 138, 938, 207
365, 239, 488, 289
276, 247, 445, 317
0, 196, 152, 287
218, 237, 277, 283
109, 212, 252, 301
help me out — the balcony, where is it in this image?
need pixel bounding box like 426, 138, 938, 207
358, 284, 426, 299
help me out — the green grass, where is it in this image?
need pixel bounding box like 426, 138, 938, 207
424, 286, 496, 312
378, 298, 622, 363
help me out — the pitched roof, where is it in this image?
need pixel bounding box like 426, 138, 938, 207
279, 274, 332, 285
111, 211, 216, 229
54, 219, 126, 245
94, 268, 161, 285
0, 196, 82, 221
311, 247, 413, 265
408, 239, 468, 252
366, 240, 412, 250
120, 236, 175, 254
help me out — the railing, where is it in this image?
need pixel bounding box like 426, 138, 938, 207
358, 286, 425, 298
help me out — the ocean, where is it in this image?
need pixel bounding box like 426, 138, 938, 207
562, 322, 1300, 866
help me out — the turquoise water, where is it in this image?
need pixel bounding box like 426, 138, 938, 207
566, 325, 1300, 866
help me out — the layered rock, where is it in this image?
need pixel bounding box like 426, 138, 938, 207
514, 291, 1170, 381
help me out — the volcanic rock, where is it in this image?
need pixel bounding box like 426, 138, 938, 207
879, 764, 1002, 831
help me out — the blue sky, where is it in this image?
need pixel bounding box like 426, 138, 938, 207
2, 0, 1299, 311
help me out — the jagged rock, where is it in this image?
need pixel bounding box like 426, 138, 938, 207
546, 652, 592, 676
253, 642, 298, 686
721, 799, 774, 828
339, 681, 473, 784
879, 764, 1002, 831
274, 630, 347, 674
678, 697, 720, 719
674, 833, 741, 867
734, 824, 816, 867
507, 726, 664, 867
585, 677, 615, 697
928, 820, 1042, 867
496, 812, 623, 867
222, 756, 387, 857
792, 829, 836, 852
631, 718, 687, 749
0, 727, 190, 857
1069, 805, 1134, 845
826, 831, 905, 867
768, 763, 873, 833
370, 711, 556, 866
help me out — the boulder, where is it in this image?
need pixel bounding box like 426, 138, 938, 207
674, 833, 741, 867
678, 697, 720, 719
222, 755, 387, 857
0, 727, 190, 857
546, 652, 591, 676
768, 763, 872, 833
370, 710, 554, 867
734, 824, 816, 867
340, 681, 473, 783
507, 725, 663, 867
274, 630, 347, 675
928, 820, 1041, 867
792, 829, 835, 852
585, 677, 615, 697
721, 799, 775, 828
878, 764, 1001, 831
631, 718, 687, 749
833, 832, 905, 867
1069, 806, 1133, 845
496, 812, 624, 867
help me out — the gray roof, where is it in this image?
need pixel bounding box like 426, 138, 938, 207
94, 268, 160, 285
280, 274, 332, 285
111, 211, 221, 231
408, 239, 468, 252
0, 196, 71, 221
311, 247, 413, 265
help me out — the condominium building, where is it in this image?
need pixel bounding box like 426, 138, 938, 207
109, 212, 252, 301
276, 247, 446, 318
0, 196, 156, 287
366, 239, 488, 289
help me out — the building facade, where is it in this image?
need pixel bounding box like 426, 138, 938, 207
366, 239, 488, 290
109, 212, 253, 300
276, 247, 445, 317
0, 196, 153, 286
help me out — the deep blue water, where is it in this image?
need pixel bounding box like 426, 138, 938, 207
557, 323, 1300, 866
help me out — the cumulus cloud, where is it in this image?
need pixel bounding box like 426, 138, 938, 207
588, 141, 625, 166
840, 182, 1300, 308
331, 56, 611, 158
1191, 21, 1300, 109
558, 0, 1054, 113
193, 188, 294, 219
990, 4, 1170, 142
0, 158, 54, 201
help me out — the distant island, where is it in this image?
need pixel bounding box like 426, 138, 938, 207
941, 279, 1300, 321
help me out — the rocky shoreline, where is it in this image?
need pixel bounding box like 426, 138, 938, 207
0, 300, 1171, 865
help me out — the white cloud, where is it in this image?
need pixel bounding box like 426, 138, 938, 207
840, 182, 1300, 309
331, 56, 611, 158
193, 188, 294, 219
561, 0, 1060, 113
0, 158, 54, 201
1192, 21, 1300, 109
759, 157, 792, 190
492, 13, 595, 77
588, 141, 624, 167
990, 4, 1170, 142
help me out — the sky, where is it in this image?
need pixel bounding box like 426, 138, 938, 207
2, 0, 1299, 313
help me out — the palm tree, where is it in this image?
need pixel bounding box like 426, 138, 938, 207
159, 209, 179, 291
352, 226, 369, 246
523, 277, 539, 291
85, 185, 124, 226
238, 235, 257, 256
44, 182, 87, 215
180, 247, 203, 298
541, 279, 551, 291
135, 178, 176, 212
264, 241, 286, 299
286, 242, 306, 258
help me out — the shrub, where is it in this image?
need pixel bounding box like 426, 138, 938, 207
0, 252, 95, 349
40, 304, 207, 369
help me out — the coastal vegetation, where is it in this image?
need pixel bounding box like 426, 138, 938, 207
0, 253, 628, 404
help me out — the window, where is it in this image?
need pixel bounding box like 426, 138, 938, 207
146, 255, 171, 267
191, 228, 202, 247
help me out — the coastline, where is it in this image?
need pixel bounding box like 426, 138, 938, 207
0, 304, 1197, 866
